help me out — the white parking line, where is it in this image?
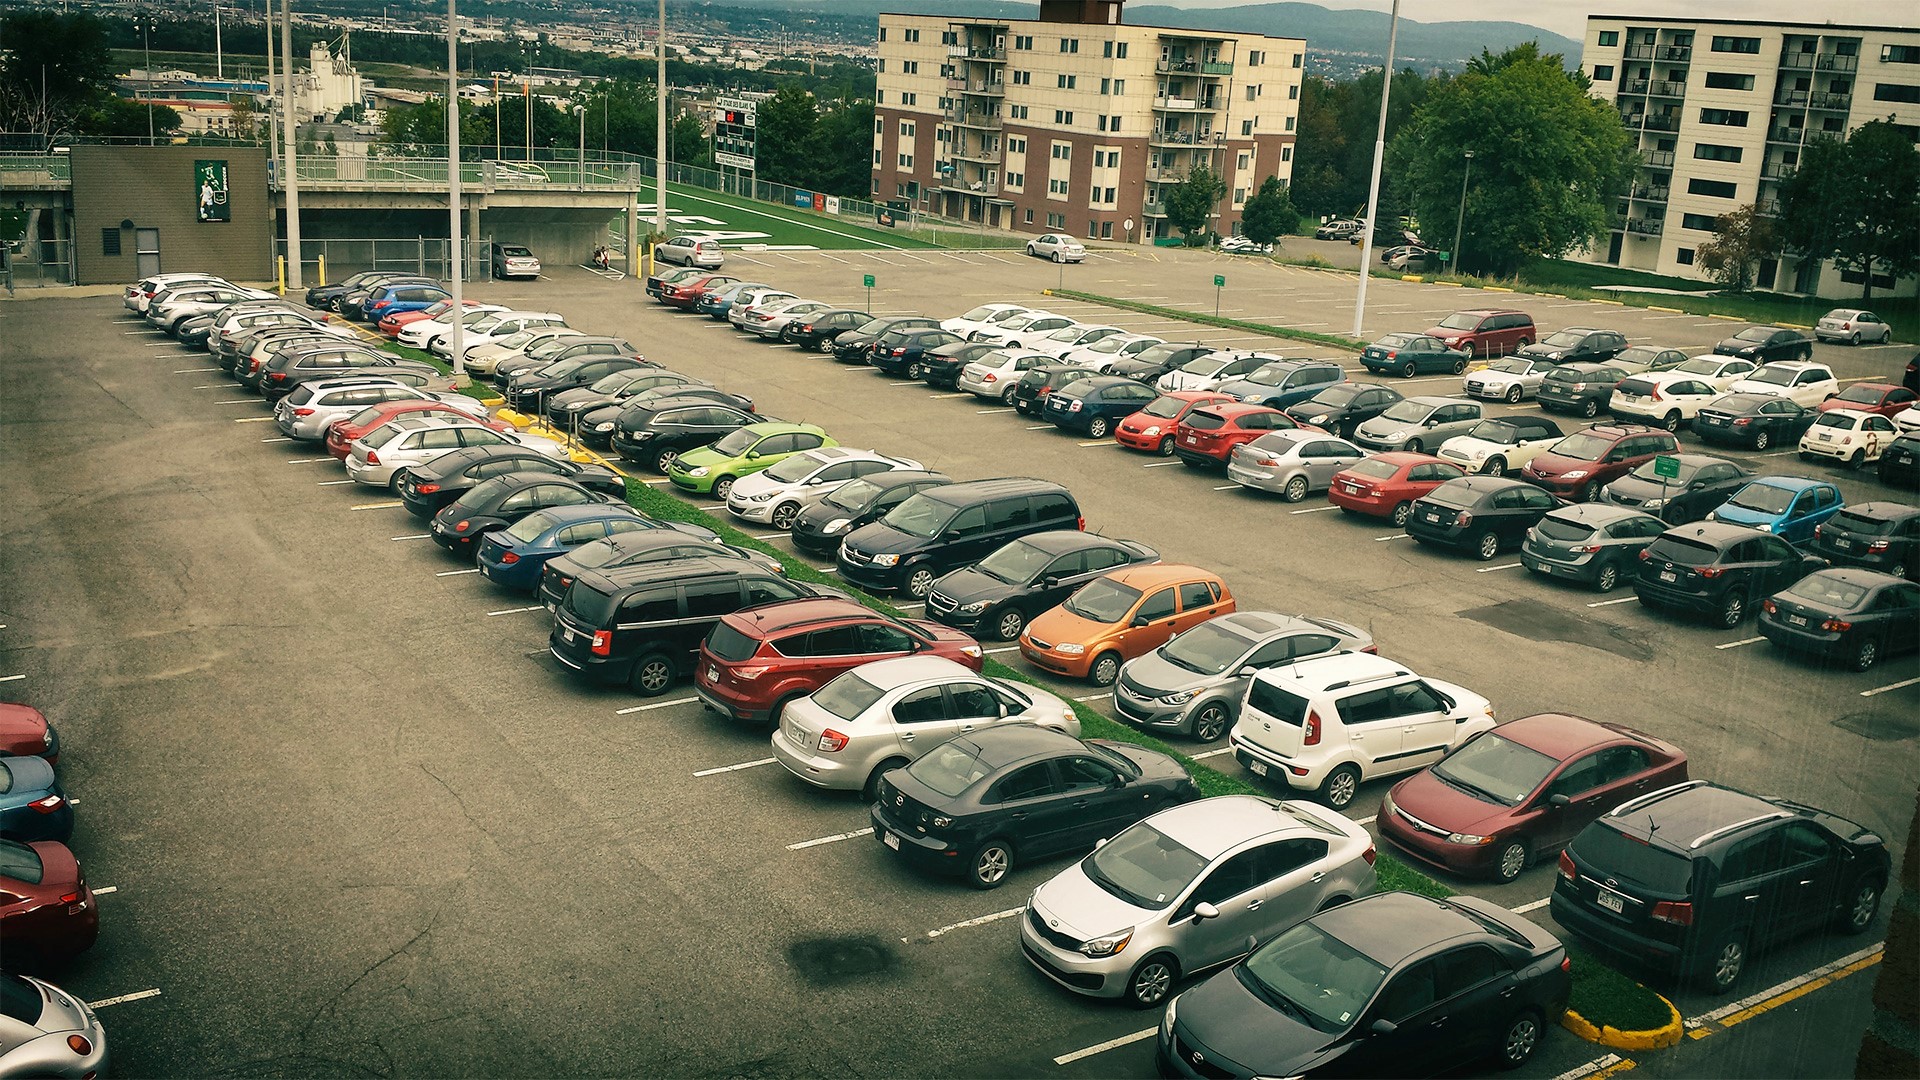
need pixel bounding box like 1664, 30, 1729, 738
975, 408, 1003, 414
1054, 1027, 1157, 1066
1078, 440, 1116, 448
1025, 424, 1053, 430
1510, 897, 1552, 914
1289, 504, 1341, 514
1714, 636, 1765, 650
0, 675, 24, 684
983, 646, 1020, 654
614, 695, 699, 715
316, 479, 355, 486
931, 392, 971, 399
787, 827, 874, 851
1760, 449, 1801, 457
349, 501, 404, 511
434, 568, 481, 577
284, 458, 329, 464
1374, 533, 1410, 541
1861, 675, 1920, 698
1143, 460, 1181, 468
1476, 562, 1523, 573
1071, 694, 1105, 702
1211, 484, 1238, 491
1191, 747, 1232, 760
1550, 1052, 1626, 1080
390, 534, 430, 541
1587, 596, 1638, 607
693, 757, 777, 777
259, 436, 293, 442
88, 988, 162, 1009
916, 906, 1026, 942
92, 885, 118, 896
214, 399, 258, 404
172, 368, 218, 373
487, 606, 544, 616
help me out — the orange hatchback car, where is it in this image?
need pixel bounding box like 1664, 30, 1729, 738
1019, 563, 1236, 685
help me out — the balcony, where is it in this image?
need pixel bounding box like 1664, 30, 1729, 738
1155, 59, 1234, 76
1626, 218, 1664, 236
1643, 113, 1680, 131
1153, 95, 1220, 111
1642, 149, 1676, 168
948, 44, 1007, 61
1767, 126, 1806, 144
1143, 201, 1167, 217
1809, 91, 1852, 110
1659, 45, 1692, 61
1780, 53, 1816, 70
1622, 79, 1651, 94
951, 143, 1002, 163
1650, 80, 1687, 97
1756, 199, 1782, 217
1150, 129, 1224, 147
1631, 184, 1671, 202
1761, 160, 1797, 180
1625, 44, 1656, 60
1775, 87, 1809, 105
947, 108, 1002, 129
1817, 53, 1859, 72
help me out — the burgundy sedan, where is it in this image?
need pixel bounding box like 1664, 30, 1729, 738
1817, 382, 1917, 419
0, 838, 99, 964
1378, 713, 1688, 882
0, 703, 59, 762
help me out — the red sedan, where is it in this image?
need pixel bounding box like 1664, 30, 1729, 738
1114, 390, 1234, 455
0, 703, 59, 763
1328, 452, 1467, 527
1817, 382, 1917, 419
658, 274, 740, 310
0, 838, 99, 964
1171, 402, 1310, 468
379, 297, 481, 338
325, 402, 508, 460
1378, 713, 1688, 883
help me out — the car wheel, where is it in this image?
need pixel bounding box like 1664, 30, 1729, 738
1191, 702, 1230, 743
1496, 1010, 1545, 1070
1494, 840, 1529, 883
1840, 876, 1885, 933
992, 607, 1026, 642
1594, 560, 1622, 593
1483, 456, 1508, 477
629, 653, 675, 696
1797, 346, 1813, 361
1000, 383, 1018, 403
1850, 331, 1862, 346
711, 476, 735, 501
904, 361, 923, 380
1752, 430, 1772, 451
1318, 764, 1361, 809
1849, 449, 1867, 470
1281, 475, 1310, 502
1475, 531, 1501, 561
1663, 410, 1683, 433
1703, 931, 1747, 994
1087, 416, 1111, 439
1125, 955, 1179, 1009
769, 502, 800, 530
1401, 360, 1417, 378
388, 468, 412, 494
1157, 436, 1175, 456
1577, 479, 1599, 503
1851, 635, 1882, 672
1404, 438, 1423, 455
904, 565, 936, 600
1505, 384, 1524, 404
966, 839, 1014, 890
863, 757, 909, 802
1390, 501, 1413, 527
1582, 399, 1600, 419
1089, 652, 1122, 687
1718, 588, 1748, 628
652, 447, 679, 473
1053, 250, 1065, 263
1026, 244, 1036, 256
1451, 357, 1468, 375
1515, 337, 1532, 350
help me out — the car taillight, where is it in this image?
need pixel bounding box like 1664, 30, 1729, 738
1822, 618, 1853, 632
1558, 851, 1576, 881
1814, 524, 1825, 537
498, 551, 519, 565
590, 630, 612, 656
1385, 350, 1398, 359
414, 482, 439, 494
799, 323, 813, 332
67, 1035, 91, 1056
1455, 510, 1473, 527
891, 347, 906, 356
557, 575, 573, 587
1650, 900, 1694, 926
1302, 709, 1322, 746
1699, 566, 1724, 578
1570, 544, 1601, 554
294, 408, 315, 417
28, 795, 64, 813
1561, 955, 1573, 974
1076, 516, 1087, 531
982, 373, 997, 382
1868, 539, 1890, 553
1733, 417, 1751, 425
818, 729, 849, 752
365, 450, 381, 465
1762, 599, 1778, 614
1638, 548, 1652, 560
1362, 844, 1376, 866
1648, 387, 1665, 400
732, 666, 771, 680
454, 520, 470, 533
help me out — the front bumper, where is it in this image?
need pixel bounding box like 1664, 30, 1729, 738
1376, 807, 1501, 876
725, 494, 779, 523
1018, 637, 1095, 679
1018, 911, 1121, 996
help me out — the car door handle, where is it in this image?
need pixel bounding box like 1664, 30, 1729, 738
1310, 871, 1325, 882
1743, 894, 1760, 902
900, 732, 915, 742
1010, 811, 1028, 820
1247, 899, 1263, 910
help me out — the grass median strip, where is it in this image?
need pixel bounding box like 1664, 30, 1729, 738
1045, 288, 1371, 352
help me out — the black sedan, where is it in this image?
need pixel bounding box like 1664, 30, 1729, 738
1517, 326, 1628, 365
830, 316, 939, 364
1714, 325, 1814, 362
1407, 476, 1565, 561
398, 446, 628, 517
1107, 343, 1216, 384
536, 528, 767, 611
427, 472, 618, 554
503, 355, 653, 413
543, 369, 711, 429
1282, 383, 1403, 440
918, 341, 1002, 388
1600, 454, 1753, 524
1634, 521, 1823, 627
1011, 362, 1097, 415
176, 314, 217, 348
1159, 892, 1568, 1079
609, 398, 759, 472
1691, 392, 1816, 451
925, 530, 1160, 641
1760, 568, 1920, 671
787, 308, 872, 351
871, 328, 966, 378
869, 725, 1197, 889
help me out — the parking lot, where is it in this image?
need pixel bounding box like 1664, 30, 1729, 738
1, 243, 1911, 1077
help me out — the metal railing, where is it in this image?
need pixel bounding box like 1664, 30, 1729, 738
1153, 96, 1220, 111
1631, 185, 1671, 202
0, 153, 72, 183
1809, 91, 1852, 110
1643, 113, 1680, 131
1625, 218, 1664, 235
289, 158, 644, 190
1148, 130, 1226, 146
1650, 80, 1687, 97
1816, 53, 1859, 71
1761, 160, 1797, 179
272, 236, 494, 282
1622, 79, 1651, 94
3, 237, 73, 289
1643, 150, 1676, 168
949, 45, 1006, 61
1625, 44, 1656, 60
1659, 45, 1692, 61
946, 108, 1003, 129
1766, 127, 1806, 144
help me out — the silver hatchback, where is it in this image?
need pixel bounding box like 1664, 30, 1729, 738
1352, 396, 1483, 453
1020, 795, 1377, 1007
1225, 431, 1367, 502
1112, 613, 1373, 742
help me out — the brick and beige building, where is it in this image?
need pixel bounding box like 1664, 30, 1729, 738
1579, 15, 1920, 296
873, 0, 1305, 244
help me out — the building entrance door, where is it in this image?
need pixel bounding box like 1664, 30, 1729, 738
135, 228, 161, 277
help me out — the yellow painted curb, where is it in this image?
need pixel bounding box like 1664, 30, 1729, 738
1041, 288, 1054, 296
1401, 274, 1424, 282
493, 408, 535, 429
1592, 299, 1625, 306
1484, 285, 1515, 292
1648, 306, 1684, 313
476, 396, 506, 406
1708, 313, 1744, 321
1561, 993, 1683, 1051
1779, 322, 1812, 330
1432, 280, 1464, 287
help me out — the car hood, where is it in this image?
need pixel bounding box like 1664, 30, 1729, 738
1608, 474, 1693, 500
1355, 415, 1417, 439
1118, 650, 1214, 695
1440, 436, 1501, 459
1025, 605, 1120, 646
929, 566, 1019, 606
1175, 967, 1342, 1078
1526, 450, 1600, 476
674, 445, 736, 471
1029, 862, 1152, 941
1710, 502, 1779, 528
0, 703, 49, 743
1386, 769, 1513, 837
842, 521, 923, 555
2, 754, 57, 794
1716, 339, 1759, 354
726, 470, 793, 500
910, 619, 979, 648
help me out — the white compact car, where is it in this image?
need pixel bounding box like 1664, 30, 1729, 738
272, 376, 487, 441
957, 350, 1054, 402
1814, 308, 1894, 345
1607, 371, 1725, 432
397, 304, 509, 350
724, 447, 924, 530
1727, 361, 1841, 408
968, 311, 1078, 349
1799, 408, 1897, 467
1025, 324, 1128, 360
1026, 233, 1087, 263
941, 302, 1031, 338
1658, 355, 1760, 393
1461, 356, 1559, 403
1061, 333, 1167, 371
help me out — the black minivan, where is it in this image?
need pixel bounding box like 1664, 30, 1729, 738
837, 479, 1084, 599
788, 470, 953, 555
548, 557, 837, 694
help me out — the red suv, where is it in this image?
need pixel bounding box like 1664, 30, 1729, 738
1114, 390, 1234, 455
1521, 424, 1679, 502
1172, 402, 1306, 468
1425, 309, 1536, 358
325, 401, 506, 459
694, 598, 984, 725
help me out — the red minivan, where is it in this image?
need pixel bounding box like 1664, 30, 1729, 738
1425, 309, 1537, 359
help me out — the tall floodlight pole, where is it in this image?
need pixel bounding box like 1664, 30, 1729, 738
215, 5, 224, 79
448, 0, 465, 378
1451, 150, 1474, 275
655, 0, 667, 234
1350, 0, 1400, 338
575, 103, 586, 182
136, 16, 155, 141
281, 0, 303, 288
265, 2, 277, 169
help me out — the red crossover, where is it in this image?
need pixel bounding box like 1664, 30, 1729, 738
695, 598, 984, 725
324, 402, 507, 460
0, 703, 59, 762
1328, 452, 1468, 526
1172, 403, 1312, 468
1817, 382, 1917, 419
1114, 390, 1234, 455
1379, 712, 1689, 882
379, 298, 480, 338
1521, 424, 1678, 502
0, 838, 99, 964
658, 274, 740, 310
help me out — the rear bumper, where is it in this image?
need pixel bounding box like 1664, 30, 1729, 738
1550, 891, 1686, 971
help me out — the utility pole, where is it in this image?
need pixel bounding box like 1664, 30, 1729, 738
1451, 150, 1474, 276
215, 4, 224, 79
447, 0, 465, 379
265, 1, 277, 170
135, 15, 155, 141
1350, 0, 1400, 339
655, 0, 667, 234
281, 0, 303, 289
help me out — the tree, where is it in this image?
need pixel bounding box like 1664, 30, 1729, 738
810, 98, 876, 198
1385, 44, 1633, 276
753, 84, 819, 189
1776, 120, 1920, 299
1164, 163, 1226, 245
1696, 204, 1779, 292
1239, 176, 1301, 247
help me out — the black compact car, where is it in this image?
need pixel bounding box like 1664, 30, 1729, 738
1714, 325, 1814, 362
1633, 522, 1823, 628
1691, 393, 1816, 451
609, 399, 760, 472
870, 725, 1198, 889
1106, 343, 1216, 384
1600, 454, 1754, 525
543, 369, 711, 429
918, 341, 1002, 388
1041, 376, 1162, 438
1282, 383, 1404, 439
427, 472, 622, 554
1517, 326, 1629, 365
1406, 476, 1565, 561
830, 315, 940, 364
1535, 362, 1630, 418
838, 478, 1083, 598
1760, 568, 1920, 671
1551, 781, 1889, 993
789, 470, 954, 556
493, 338, 642, 389
787, 308, 872, 351
1162, 892, 1570, 1079
398, 446, 628, 517
175, 314, 216, 348
1809, 501, 1920, 580
504, 355, 652, 413
925, 530, 1160, 641
304, 270, 399, 310
258, 348, 437, 401
1879, 434, 1920, 492
535, 529, 776, 612
1010, 362, 1097, 416
871, 328, 966, 378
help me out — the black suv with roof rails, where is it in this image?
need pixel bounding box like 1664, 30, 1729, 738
1810, 501, 1920, 581
788, 471, 954, 556
609, 398, 761, 473
1105, 343, 1216, 383
1550, 780, 1889, 994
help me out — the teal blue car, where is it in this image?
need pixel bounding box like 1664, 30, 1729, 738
1707, 476, 1844, 545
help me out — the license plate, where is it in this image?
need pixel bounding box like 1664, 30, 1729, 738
1660, 571, 1678, 583
1788, 614, 1808, 627
1425, 511, 1442, 523
882, 831, 900, 851
561, 627, 576, 642
1343, 483, 1363, 495
1184, 434, 1199, 444
1833, 537, 1851, 549
1820, 433, 1834, 442
1597, 891, 1625, 914
707, 666, 720, 682
789, 727, 809, 747
1246, 759, 1268, 777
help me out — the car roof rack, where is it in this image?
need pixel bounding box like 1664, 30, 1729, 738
1609, 779, 1706, 817
1690, 810, 1794, 849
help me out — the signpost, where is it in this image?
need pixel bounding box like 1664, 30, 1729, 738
1213, 273, 1226, 318
1653, 453, 1679, 509
863, 273, 875, 312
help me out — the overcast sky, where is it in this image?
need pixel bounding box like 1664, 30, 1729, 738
1157, 0, 1917, 41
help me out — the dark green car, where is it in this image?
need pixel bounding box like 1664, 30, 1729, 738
1359, 333, 1471, 378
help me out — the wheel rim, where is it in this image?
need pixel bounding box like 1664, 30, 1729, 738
1089, 418, 1109, 438
1852, 883, 1879, 928
1856, 640, 1879, 670
1485, 458, 1506, 477
1597, 564, 1619, 592
1505, 1017, 1540, 1063
907, 569, 934, 598
1754, 432, 1770, 450
1584, 401, 1599, 418
1714, 941, 1744, 988
1507, 386, 1523, 403
1285, 477, 1309, 502
1092, 655, 1120, 686
1723, 594, 1745, 626
1194, 705, 1229, 742
1132, 962, 1173, 1005
655, 450, 678, 472
1583, 481, 1601, 502
995, 609, 1025, 641
1391, 502, 1412, 527
637, 660, 671, 693
1498, 843, 1527, 881
771, 504, 797, 530
713, 478, 733, 500
1403, 363, 1416, 378
1479, 533, 1499, 560
1666, 413, 1681, 432
1327, 769, 1357, 807
906, 362, 922, 379
975, 846, 1010, 884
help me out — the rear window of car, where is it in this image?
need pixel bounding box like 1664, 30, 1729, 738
810, 672, 886, 721
1570, 824, 1693, 894
1617, 379, 1658, 397
564, 582, 619, 625
1184, 409, 1229, 431
1827, 509, 1896, 536
1345, 459, 1400, 480
361, 424, 407, 449
1422, 482, 1481, 509
0, 974, 41, 1024
1246, 678, 1309, 725
705, 621, 761, 662
0, 838, 44, 884
1645, 535, 1719, 566
1535, 515, 1597, 543
1780, 574, 1871, 610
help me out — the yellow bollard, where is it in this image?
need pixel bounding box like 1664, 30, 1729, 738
317, 253, 327, 287
275, 255, 286, 295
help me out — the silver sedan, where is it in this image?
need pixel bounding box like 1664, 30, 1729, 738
1225, 431, 1367, 502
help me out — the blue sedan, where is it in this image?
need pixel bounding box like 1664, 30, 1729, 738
476, 504, 659, 592
0, 756, 73, 843
1708, 476, 1844, 545
363, 282, 453, 322
1042, 376, 1163, 437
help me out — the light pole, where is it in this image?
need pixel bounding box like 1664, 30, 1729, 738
655, 0, 667, 235
574, 103, 586, 182
447, 0, 464, 379
1451, 150, 1473, 276
1350, 0, 1401, 338
133, 15, 155, 141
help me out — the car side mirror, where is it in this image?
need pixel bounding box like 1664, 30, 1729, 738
1094, 837, 1108, 849
747, 450, 761, 459
1192, 902, 1220, 922
1237, 666, 1258, 678
1132, 615, 1153, 627
1370, 1019, 1399, 1036
1041, 576, 1061, 589
1424, 419, 1440, 427
1549, 793, 1572, 808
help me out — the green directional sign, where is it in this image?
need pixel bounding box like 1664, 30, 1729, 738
863, 273, 876, 288
1213, 274, 1226, 287
1653, 454, 1680, 480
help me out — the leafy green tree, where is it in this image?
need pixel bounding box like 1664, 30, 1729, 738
0, 10, 115, 132
1385, 44, 1631, 276
810, 98, 876, 198
1239, 176, 1301, 246
1164, 163, 1226, 244
1696, 204, 1779, 292
1288, 68, 1443, 221
79, 96, 180, 139
1776, 120, 1920, 299
753, 84, 820, 189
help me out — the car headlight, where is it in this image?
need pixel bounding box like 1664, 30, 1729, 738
1705, 512, 1718, 521
1562, 470, 1589, 480
871, 553, 900, 567
1080, 930, 1133, 957
1055, 643, 1087, 656
958, 601, 991, 614
1161, 995, 1178, 1039
594, 422, 614, 432
823, 518, 851, 533
1141, 425, 1162, 437
1159, 690, 1196, 706
1388, 430, 1409, 441
1309, 414, 1332, 425
748, 491, 776, 502
1549, 351, 1565, 360
685, 466, 710, 477
1447, 832, 1493, 846
1642, 497, 1666, 509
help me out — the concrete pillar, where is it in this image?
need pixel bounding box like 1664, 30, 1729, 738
627, 192, 640, 279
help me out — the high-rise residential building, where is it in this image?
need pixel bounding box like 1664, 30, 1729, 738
873, 0, 1305, 244
1579, 15, 1920, 296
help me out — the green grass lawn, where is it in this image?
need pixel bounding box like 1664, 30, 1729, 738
660, 183, 940, 251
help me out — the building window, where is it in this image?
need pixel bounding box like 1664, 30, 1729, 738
1060, 37, 1079, 53
1112, 79, 1125, 96
1101, 221, 1114, 239
1103, 40, 1114, 58
1289, 84, 1299, 100
1093, 150, 1107, 167
1875, 83, 1920, 103
1013, 70, 1032, 85
1593, 65, 1615, 81
1247, 50, 1264, 66
1703, 72, 1753, 90
1098, 115, 1108, 131
1676, 248, 1695, 265
900, 120, 915, 137
1681, 212, 1719, 230
873, 148, 882, 165
1710, 36, 1761, 54
1025, 208, 1036, 224
1109, 115, 1120, 131
1597, 30, 1619, 47
1698, 108, 1749, 126
1291, 52, 1302, 67
1237, 151, 1251, 170
1693, 142, 1742, 162
101, 227, 121, 256
897, 183, 907, 197
876, 90, 884, 104
1242, 119, 1254, 135
1284, 116, 1294, 131
1015, 35, 1033, 50
898, 153, 915, 168
1088, 220, 1100, 238
906, 28, 920, 42
1058, 74, 1077, 89
1884, 44, 1920, 64
1117, 42, 1128, 58
1233, 187, 1247, 205
901, 92, 917, 106
904, 61, 919, 75
1007, 136, 1026, 152
1687, 177, 1738, 198
1047, 212, 1065, 228
1100, 78, 1111, 94
1006, 171, 1024, 189
874, 118, 884, 135
877, 59, 885, 73
1052, 142, 1071, 160
1009, 105, 1029, 120
1055, 110, 1074, 125
1281, 145, 1292, 161
1049, 179, 1069, 195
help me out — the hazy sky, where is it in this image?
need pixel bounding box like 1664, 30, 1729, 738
1156, 0, 1917, 40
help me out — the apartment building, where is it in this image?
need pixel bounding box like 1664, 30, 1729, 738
1579, 15, 1920, 296
873, 0, 1305, 244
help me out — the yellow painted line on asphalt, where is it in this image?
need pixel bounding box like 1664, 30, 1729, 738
1708, 313, 1744, 321
1591, 299, 1625, 306
1720, 951, 1881, 1029
1590, 1060, 1638, 1080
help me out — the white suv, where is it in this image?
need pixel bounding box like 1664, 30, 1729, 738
1229, 653, 1495, 810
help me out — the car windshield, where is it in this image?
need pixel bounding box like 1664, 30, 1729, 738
1437, 313, 1482, 330
1159, 621, 1256, 675
1307, 385, 1363, 407
1486, 358, 1533, 375
975, 539, 1054, 585
1045, 326, 1085, 342
589, 371, 641, 393
709, 429, 760, 457
1616, 347, 1660, 365
1133, 344, 1191, 365
538, 358, 587, 379
1465, 420, 1526, 445
1180, 356, 1231, 376
1674, 358, 1723, 376
1781, 574, 1870, 610
1432, 732, 1560, 805
1064, 577, 1144, 623
1241, 363, 1295, 387
1735, 327, 1776, 343
883, 494, 955, 539
1379, 401, 1432, 423
526, 336, 576, 359
1081, 822, 1207, 909
998, 313, 1044, 331
1087, 336, 1133, 354
1345, 458, 1401, 480
1241, 922, 1386, 1032
505, 509, 562, 544
809, 672, 885, 721
1550, 432, 1612, 461
1747, 367, 1795, 387
955, 305, 1003, 322
824, 477, 887, 512
1835, 386, 1885, 404
1140, 395, 1191, 420
1727, 483, 1796, 514
906, 740, 993, 798
760, 454, 822, 484
1542, 330, 1588, 348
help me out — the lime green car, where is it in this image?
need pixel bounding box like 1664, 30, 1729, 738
666, 421, 837, 499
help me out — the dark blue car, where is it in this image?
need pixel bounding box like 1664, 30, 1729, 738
1214, 359, 1348, 409
1041, 375, 1164, 438
694, 282, 768, 319
476, 503, 658, 593
0, 756, 73, 843
364, 282, 452, 322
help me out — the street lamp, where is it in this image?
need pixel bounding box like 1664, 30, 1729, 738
1451, 150, 1474, 276
574, 103, 586, 182
132, 14, 156, 141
